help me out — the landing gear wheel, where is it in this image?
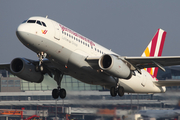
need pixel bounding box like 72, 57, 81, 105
52, 89, 59, 99
59, 88, 66, 99
52, 88, 66, 99
110, 87, 117, 97
35, 65, 44, 72
118, 86, 124, 97
39, 65, 43, 71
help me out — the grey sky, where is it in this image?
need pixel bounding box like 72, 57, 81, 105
0, 1, 180, 63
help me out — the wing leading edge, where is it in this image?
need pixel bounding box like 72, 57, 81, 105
0, 58, 58, 78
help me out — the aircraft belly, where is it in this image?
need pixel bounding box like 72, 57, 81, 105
67, 50, 116, 86
69, 69, 116, 86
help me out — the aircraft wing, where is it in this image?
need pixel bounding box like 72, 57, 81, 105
153, 80, 180, 87
0, 64, 10, 71
124, 56, 180, 70
0, 58, 58, 77
86, 56, 180, 71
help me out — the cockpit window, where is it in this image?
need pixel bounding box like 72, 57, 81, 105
26, 19, 47, 27
27, 20, 36, 23
42, 22, 46, 27
36, 20, 42, 25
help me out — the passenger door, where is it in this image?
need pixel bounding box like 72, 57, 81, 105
52, 22, 60, 40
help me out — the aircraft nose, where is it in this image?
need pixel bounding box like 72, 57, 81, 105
16, 24, 27, 35
16, 24, 30, 44
16, 24, 29, 38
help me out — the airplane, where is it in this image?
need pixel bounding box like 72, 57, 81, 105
138, 101, 180, 119
1, 16, 180, 99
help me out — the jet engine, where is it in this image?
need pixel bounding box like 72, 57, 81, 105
98, 54, 132, 79
10, 58, 44, 83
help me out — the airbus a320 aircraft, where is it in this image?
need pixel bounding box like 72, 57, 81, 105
1, 16, 180, 99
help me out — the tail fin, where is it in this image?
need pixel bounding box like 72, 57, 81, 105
141, 28, 167, 77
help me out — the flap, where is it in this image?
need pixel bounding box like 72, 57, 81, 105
85, 56, 101, 69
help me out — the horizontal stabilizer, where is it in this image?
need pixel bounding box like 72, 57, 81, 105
153, 80, 180, 87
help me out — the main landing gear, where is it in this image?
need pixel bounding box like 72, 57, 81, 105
52, 87, 66, 99
52, 70, 66, 99
110, 86, 124, 97
110, 78, 124, 97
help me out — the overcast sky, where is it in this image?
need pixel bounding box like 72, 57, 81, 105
0, 1, 180, 63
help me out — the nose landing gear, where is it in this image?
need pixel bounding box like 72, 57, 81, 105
36, 52, 47, 72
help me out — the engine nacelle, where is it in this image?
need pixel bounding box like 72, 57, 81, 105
98, 54, 132, 79
10, 58, 44, 83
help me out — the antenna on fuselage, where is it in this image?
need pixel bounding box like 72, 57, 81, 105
46, 15, 48, 18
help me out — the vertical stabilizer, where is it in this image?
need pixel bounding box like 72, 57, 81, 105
141, 29, 167, 77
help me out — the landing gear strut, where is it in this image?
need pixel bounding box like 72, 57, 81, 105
36, 52, 47, 72
52, 70, 66, 99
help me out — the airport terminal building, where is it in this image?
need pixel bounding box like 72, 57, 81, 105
0, 70, 104, 92
0, 66, 180, 119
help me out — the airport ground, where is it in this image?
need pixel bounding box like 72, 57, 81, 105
0, 91, 179, 120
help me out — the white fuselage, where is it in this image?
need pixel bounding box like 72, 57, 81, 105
16, 16, 166, 93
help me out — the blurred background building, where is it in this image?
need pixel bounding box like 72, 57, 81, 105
1, 66, 180, 92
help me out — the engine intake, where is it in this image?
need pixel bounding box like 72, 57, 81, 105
99, 54, 132, 79
10, 58, 44, 83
